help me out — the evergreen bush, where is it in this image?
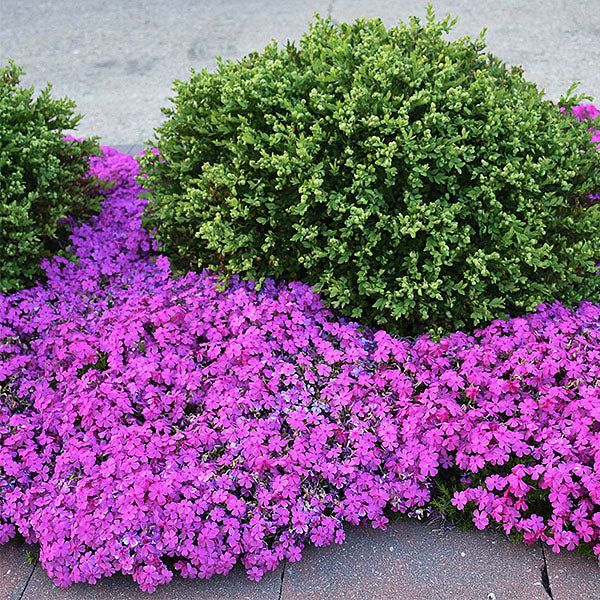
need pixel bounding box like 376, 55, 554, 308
0, 60, 102, 293
139, 9, 600, 336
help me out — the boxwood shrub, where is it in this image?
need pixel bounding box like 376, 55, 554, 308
139, 9, 600, 337
0, 60, 102, 294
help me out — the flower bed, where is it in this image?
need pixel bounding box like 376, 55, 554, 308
0, 107, 599, 593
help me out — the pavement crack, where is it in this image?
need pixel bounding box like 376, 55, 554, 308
277, 558, 287, 600
17, 550, 39, 600
540, 541, 554, 599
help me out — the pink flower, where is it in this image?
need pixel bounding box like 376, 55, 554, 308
2, 114, 600, 593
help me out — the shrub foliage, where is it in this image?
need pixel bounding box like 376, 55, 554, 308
0, 61, 101, 293
2, 149, 600, 592
139, 10, 600, 336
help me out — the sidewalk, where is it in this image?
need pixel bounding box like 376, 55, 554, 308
113, 144, 146, 156
3, 0, 600, 145
3, 517, 599, 600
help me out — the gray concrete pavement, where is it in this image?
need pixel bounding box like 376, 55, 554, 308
280, 519, 549, 600
0, 537, 36, 600
2, 0, 599, 145
3, 519, 600, 599
20, 551, 284, 600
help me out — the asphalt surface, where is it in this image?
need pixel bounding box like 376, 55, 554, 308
2, 0, 600, 145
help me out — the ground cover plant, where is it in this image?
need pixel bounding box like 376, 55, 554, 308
139, 10, 600, 338
0, 61, 103, 294
0, 103, 599, 591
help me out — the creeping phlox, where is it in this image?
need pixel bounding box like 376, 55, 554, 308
0, 107, 599, 593
571, 103, 600, 143
571, 103, 600, 202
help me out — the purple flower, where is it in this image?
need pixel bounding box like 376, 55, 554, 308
1, 107, 600, 592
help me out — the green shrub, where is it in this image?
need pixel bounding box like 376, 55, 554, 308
139, 8, 600, 337
0, 60, 102, 294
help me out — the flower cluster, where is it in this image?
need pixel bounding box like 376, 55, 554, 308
0, 107, 599, 593
571, 102, 600, 139
570, 102, 600, 202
